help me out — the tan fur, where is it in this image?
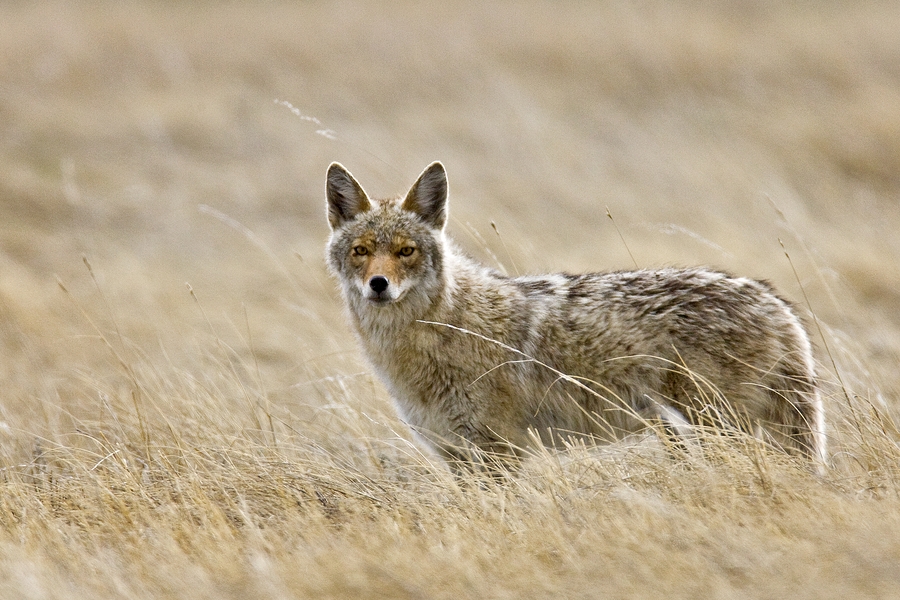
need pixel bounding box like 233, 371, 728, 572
325, 162, 827, 472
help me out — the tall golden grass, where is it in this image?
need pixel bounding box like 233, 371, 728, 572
2, 1, 900, 597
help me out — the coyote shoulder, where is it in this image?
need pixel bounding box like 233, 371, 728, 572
325, 161, 826, 471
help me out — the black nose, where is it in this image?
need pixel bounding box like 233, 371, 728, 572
369, 276, 389, 293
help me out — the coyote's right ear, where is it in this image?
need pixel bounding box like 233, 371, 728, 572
326, 162, 371, 229
402, 162, 448, 230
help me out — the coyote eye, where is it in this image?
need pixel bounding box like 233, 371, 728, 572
398, 246, 416, 257
352, 246, 369, 256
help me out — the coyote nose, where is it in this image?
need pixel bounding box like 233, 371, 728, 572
369, 276, 389, 293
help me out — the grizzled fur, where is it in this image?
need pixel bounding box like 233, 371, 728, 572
325, 161, 826, 471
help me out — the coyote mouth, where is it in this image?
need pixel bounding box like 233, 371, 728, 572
365, 288, 407, 305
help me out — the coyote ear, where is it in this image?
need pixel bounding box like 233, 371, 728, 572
326, 162, 371, 229
402, 161, 448, 230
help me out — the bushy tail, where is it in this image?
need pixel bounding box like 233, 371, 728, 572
764, 376, 826, 470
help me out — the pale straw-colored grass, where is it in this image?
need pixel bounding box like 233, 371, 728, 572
2, 1, 900, 597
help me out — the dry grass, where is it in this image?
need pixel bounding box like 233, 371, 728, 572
2, 1, 900, 597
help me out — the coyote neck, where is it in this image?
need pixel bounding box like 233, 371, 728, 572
351, 248, 513, 355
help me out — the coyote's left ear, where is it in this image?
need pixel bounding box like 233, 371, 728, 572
402, 162, 448, 230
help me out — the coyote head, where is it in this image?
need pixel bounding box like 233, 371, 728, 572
325, 162, 448, 311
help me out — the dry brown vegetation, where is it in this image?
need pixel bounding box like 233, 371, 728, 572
2, 1, 900, 597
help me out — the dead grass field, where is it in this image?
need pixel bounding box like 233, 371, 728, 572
2, 1, 900, 597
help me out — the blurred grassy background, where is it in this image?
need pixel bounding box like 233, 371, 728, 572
2, 1, 900, 597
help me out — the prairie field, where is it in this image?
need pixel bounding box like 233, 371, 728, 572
3, 1, 900, 597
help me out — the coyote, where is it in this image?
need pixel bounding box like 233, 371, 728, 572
325, 161, 826, 472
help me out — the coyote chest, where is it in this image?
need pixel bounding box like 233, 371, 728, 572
325, 161, 826, 471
